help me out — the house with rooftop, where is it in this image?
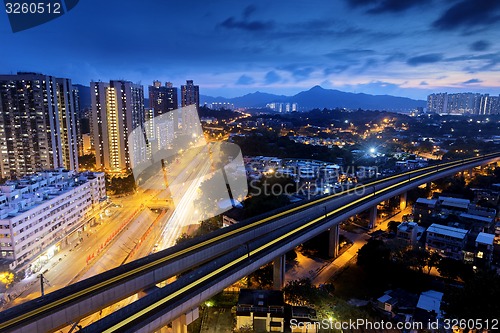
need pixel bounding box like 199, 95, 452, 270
425, 224, 468, 260
396, 222, 425, 247
474, 232, 495, 267
413, 198, 438, 221
414, 290, 443, 323
236, 289, 286, 332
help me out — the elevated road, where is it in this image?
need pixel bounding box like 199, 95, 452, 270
0, 153, 499, 333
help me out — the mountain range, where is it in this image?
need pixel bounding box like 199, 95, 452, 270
74, 84, 426, 112
201, 86, 425, 111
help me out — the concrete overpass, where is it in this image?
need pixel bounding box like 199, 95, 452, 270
0, 153, 499, 333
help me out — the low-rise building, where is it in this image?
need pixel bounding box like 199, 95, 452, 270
290, 306, 318, 333
0, 169, 106, 272
396, 222, 425, 247
236, 289, 286, 332
475, 232, 495, 267
414, 290, 443, 323
425, 224, 468, 260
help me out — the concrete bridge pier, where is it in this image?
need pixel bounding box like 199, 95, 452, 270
172, 308, 199, 333
399, 192, 407, 210
368, 206, 377, 229
469, 167, 473, 178
172, 315, 187, 333
273, 254, 286, 290
328, 224, 339, 258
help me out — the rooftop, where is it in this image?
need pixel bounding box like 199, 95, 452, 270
416, 198, 438, 206
417, 290, 443, 314
238, 289, 284, 308
476, 232, 495, 246
460, 213, 493, 223
427, 224, 468, 240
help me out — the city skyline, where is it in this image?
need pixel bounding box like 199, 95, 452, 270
1, 0, 500, 99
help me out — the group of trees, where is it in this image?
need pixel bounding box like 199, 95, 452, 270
357, 239, 471, 280
78, 153, 95, 170
175, 216, 223, 246
105, 174, 136, 195
231, 131, 353, 165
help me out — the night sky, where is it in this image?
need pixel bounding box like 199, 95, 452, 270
1, 0, 500, 99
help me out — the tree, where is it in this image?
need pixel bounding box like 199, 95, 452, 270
357, 239, 390, 271
443, 271, 500, 320
426, 251, 441, 274
437, 258, 473, 281
196, 216, 222, 236
387, 221, 400, 234
248, 264, 273, 289
283, 278, 320, 306
0, 271, 14, 289
402, 248, 429, 273
175, 233, 193, 245
78, 154, 95, 170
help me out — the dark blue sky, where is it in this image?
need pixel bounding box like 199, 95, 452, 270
1, 0, 500, 99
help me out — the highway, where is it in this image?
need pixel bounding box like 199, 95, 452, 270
0, 152, 498, 333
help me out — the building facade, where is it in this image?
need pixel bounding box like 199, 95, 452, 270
0, 169, 106, 272
147, 81, 179, 153
180, 80, 200, 135
0, 72, 79, 179
425, 223, 468, 260
427, 92, 500, 115
90, 80, 146, 173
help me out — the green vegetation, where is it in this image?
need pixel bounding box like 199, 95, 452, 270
105, 174, 136, 195
231, 131, 353, 164
78, 153, 95, 170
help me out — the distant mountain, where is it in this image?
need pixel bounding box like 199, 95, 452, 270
201, 91, 288, 108
76, 84, 425, 112
74, 84, 91, 109
201, 86, 425, 111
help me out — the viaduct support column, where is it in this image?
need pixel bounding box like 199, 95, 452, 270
273, 254, 285, 290
172, 315, 187, 333
468, 167, 473, 178
328, 224, 340, 258
399, 192, 407, 210
368, 206, 377, 229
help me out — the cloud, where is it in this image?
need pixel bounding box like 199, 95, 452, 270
433, 0, 500, 31
462, 78, 482, 84
219, 17, 274, 31
407, 53, 443, 66
445, 52, 500, 72
264, 71, 282, 84
324, 65, 351, 75
243, 5, 257, 19
279, 65, 314, 81
420, 81, 429, 86
346, 0, 431, 14
470, 40, 491, 51
236, 75, 255, 85
324, 49, 375, 59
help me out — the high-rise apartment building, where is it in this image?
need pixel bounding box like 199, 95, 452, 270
149, 81, 178, 116
180, 80, 200, 135
427, 92, 500, 115
90, 80, 146, 173
181, 80, 199, 109
0, 72, 79, 179
148, 80, 179, 139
